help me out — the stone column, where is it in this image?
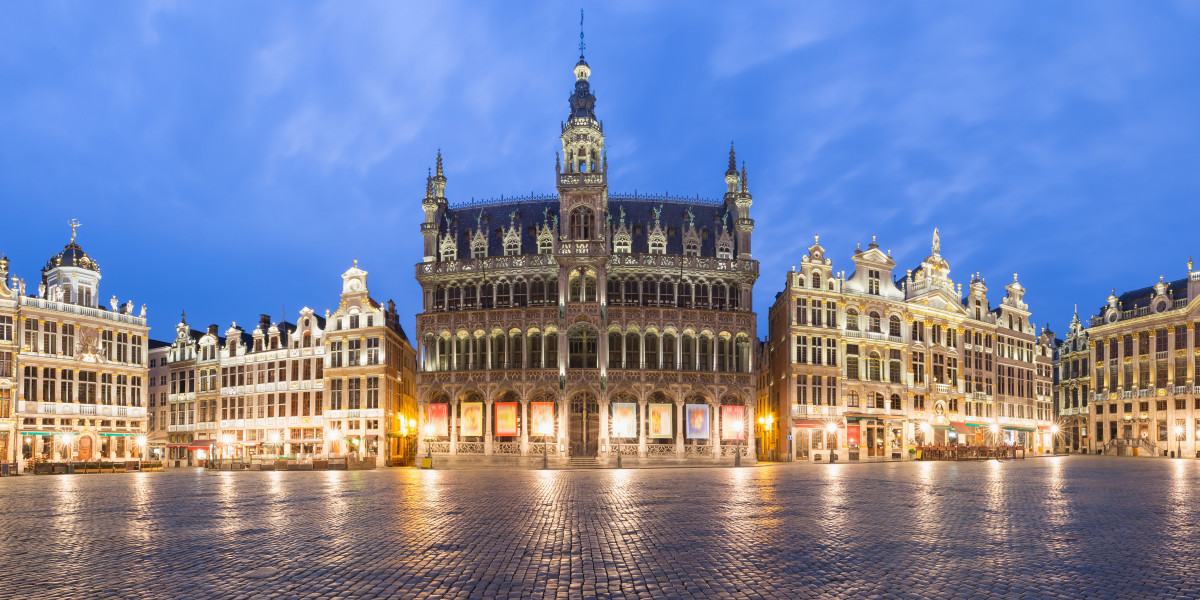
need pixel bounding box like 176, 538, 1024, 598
638, 399, 648, 457
676, 400, 685, 458
520, 399, 529, 455
449, 399, 458, 455
599, 398, 610, 458
416, 399, 426, 457
484, 397, 493, 455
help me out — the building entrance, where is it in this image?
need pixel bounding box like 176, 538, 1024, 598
568, 393, 599, 457
866, 424, 885, 457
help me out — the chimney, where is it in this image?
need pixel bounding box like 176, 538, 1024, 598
208, 324, 218, 336
260, 314, 271, 332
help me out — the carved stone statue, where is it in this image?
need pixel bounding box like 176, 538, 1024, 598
38, 281, 45, 299
110, 295, 119, 311
932, 227, 941, 255
140, 304, 147, 319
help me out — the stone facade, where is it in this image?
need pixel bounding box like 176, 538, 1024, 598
414, 50, 758, 466
763, 231, 1056, 461
1082, 261, 1200, 457
162, 263, 417, 468
0, 225, 150, 465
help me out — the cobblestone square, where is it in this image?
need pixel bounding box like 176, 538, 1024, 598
1, 457, 1198, 599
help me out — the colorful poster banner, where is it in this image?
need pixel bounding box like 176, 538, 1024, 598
721, 405, 745, 441
426, 403, 448, 437
461, 402, 483, 437
495, 402, 518, 437
685, 404, 710, 439
847, 425, 861, 446
649, 403, 673, 438
531, 402, 555, 437
612, 403, 637, 438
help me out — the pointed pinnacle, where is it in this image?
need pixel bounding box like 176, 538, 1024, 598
726, 142, 737, 176
435, 149, 444, 178
740, 161, 749, 193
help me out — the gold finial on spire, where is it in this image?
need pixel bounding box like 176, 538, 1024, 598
353, 258, 358, 268
814, 234, 819, 244
68, 219, 81, 243
1190, 256, 1194, 271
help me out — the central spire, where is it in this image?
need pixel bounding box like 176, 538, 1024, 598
579, 8, 586, 59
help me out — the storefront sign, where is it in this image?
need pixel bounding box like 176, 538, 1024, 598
494, 402, 518, 436
461, 402, 483, 437
721, 405, 745, 441
530, 402, 555, 436
685, 404, 709, 439
612, 403, 637, 438
648, 403, 673, 438
426, 403, 449, 437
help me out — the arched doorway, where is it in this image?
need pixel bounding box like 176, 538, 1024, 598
78, 435, 93, 461
569, 392, 599, 457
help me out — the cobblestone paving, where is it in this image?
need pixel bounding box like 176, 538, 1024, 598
2, 457, 1199, 599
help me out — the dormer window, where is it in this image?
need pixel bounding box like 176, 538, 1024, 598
539, 237, 553, 254
648, 236, 666, 255
505, 238, 520, 256
684, 240, 699, 256
868, 269, 881, 295
812, 271, 822, 289
471, 238, 487, 259
716, 242, 732, 259
614, 236, 631, 254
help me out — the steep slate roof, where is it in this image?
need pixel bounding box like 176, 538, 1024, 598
1100, 278, 1189, 314
439, 197, 734, 259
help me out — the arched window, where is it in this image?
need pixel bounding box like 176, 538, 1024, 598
874, 392, 885, 409
570, 206, 594, 240
889, 316, 901, 337
569, 327, 598, 369
568, 268, 596, 302
717, 241, 732, 259
868, 352, 882, 381
513, 279, 527, 307
846, 309, 859, 331
681, 335, 695, 370
495, 280, 511, 308
869, 312, 882, 333
662, 333, 677, 369
645, 333, 661, 369
698, 335, 713, 371
608, 331, 622, 367
684, 239, 699, 256
847, 391, 860, 407
625, 332, 640, 369
811, 271, 821, 289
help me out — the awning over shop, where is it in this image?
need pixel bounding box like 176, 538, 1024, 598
792, 419, 828, 429
19, 431, 55, 436
951, 423, 969, 436
1036, 425, 1051, 432
965, 423, 988, 428
1003, 426, 1035, 432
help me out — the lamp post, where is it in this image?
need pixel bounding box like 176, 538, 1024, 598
989, 423, 1000, 457
733, 416, 744, 467
1050, 424, 1060, 455
825, 422, 838, 463
1175, 424, 1184, 459
135, 434, 147, 468
267, 430, 282, 459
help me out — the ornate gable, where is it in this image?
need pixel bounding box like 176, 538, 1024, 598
646, 204, 667, 254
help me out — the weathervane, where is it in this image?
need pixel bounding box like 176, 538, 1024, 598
68, 219, 81, 243
579, 9, 586, 57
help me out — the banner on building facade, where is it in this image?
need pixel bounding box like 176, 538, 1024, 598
426, 403, 448, 437
495, 402, 518, 437
612, 403, 637, 438
649, 403, 673, 438
531, 402, 555, 437
685, 404, 709, 439
461, 402, 483, 437
721, 405, 745, 441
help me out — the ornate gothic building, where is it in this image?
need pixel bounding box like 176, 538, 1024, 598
414, 48, 759, 465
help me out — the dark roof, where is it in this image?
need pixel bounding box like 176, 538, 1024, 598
439, 198, 738, 259
148, 339, 172, 349
1103, 277, 1188, 313
44, 241, 99, 273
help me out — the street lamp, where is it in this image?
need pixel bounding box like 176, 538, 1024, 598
267, 430, 282, 459
58, 432, 76, 462
134, 434, 147, 465
535, 420, 552, 470
1175, 424, 1184, 458
825, 422, 838, 463
1050, 424, 1060, 455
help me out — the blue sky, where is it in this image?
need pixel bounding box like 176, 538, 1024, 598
2, 2, 1199, 341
